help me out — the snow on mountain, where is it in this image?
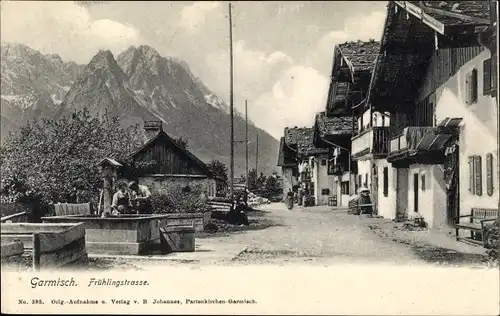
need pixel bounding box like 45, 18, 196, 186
1, 43, 279, 174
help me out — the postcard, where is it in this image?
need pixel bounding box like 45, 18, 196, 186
1, 1, 499, 315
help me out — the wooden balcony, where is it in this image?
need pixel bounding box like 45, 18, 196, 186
328, 150, 353, 176
351, 127, 390, 160
328, 162, 344, 175
387, 126, 438, 167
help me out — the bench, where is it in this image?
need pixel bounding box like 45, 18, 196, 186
327, 196, 337, 207
347, 198, 373, 215
454, 208, 499, 247
206, 201, 231, 221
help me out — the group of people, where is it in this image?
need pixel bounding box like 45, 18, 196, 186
104, 180, 152, 217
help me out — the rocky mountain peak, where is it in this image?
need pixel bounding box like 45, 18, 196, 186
1, 43, 279, 174
88, 50, 118, 68
137, 45, 161, 58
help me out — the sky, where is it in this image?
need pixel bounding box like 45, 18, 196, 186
1, 1, 387, 139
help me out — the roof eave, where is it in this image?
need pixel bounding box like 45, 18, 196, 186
395, 1, 491, 35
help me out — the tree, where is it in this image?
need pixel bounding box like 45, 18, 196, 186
257, 172, 267, 188
0, 109, 144, 209
247, 168, 257, 190
207, 160, 228, 193
264, 176, 280, 193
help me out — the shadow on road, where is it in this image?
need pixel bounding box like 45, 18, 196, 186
411, 245, 489, 266
196, 217, 285, 239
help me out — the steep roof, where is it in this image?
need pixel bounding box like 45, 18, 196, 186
284, 126, 310, 147
129, 131, 212, 177
315, 112, 356, 138
337, 40, 380, 73
326, 40, 380, 114
367, 1, 492, 110
294, 127, 329, 156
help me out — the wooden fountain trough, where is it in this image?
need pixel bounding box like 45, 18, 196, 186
1, 222, 88, 271
41, 214, 170, 255
41, 212, 208, 255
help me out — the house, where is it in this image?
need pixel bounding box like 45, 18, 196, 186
367, 1, 498, 228
277, 126, 331, 205
277, 127, 303, 199
295, 127, 331, 206
127, 121, 216, 199
277, 132, 298, 198
313, 40, 379, 206
313, 112, 358, 207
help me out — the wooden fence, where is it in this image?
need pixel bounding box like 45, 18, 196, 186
1, 211, 28, 223
54, 203, 91, 216
1, 222, 87, 271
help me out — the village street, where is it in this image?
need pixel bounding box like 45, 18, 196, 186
88, 203, 491, 270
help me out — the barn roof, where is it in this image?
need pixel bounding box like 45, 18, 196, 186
129, 131, 212, 177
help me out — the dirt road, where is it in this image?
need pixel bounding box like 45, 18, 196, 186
87, 203, 491, 269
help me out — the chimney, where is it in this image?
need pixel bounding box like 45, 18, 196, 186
144, 121, 163, 139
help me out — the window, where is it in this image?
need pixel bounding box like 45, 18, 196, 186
421, 174, 426, 191
364, 174, 368, 187
321, 188, 330, 195
483, 58, 492, 95
465, 69, 478, 105
383, 167, 388, 197
486, 153, 494, 196
321, 159, 327, 166
468, 155, 482, 196
310, 183, 315, 195
483, 57, 497, 96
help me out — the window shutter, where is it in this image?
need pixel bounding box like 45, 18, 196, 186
486, 153, 494, 196
383, 167, 388, 197
471, 69, 478, 103
474, 155, 482, 196
483, 58, 491, 95
468, 156, 474, 193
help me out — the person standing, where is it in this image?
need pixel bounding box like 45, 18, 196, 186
286, 189, 294, 210
243, 188, 249, 207
128, 181, 153, 214
298, 188, 304, 206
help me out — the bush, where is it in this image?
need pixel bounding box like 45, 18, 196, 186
484, 217, 499, 261
0, 109, 144, 210
151, 186, 210, 214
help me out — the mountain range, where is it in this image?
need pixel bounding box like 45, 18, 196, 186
0, 43, 279, 175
